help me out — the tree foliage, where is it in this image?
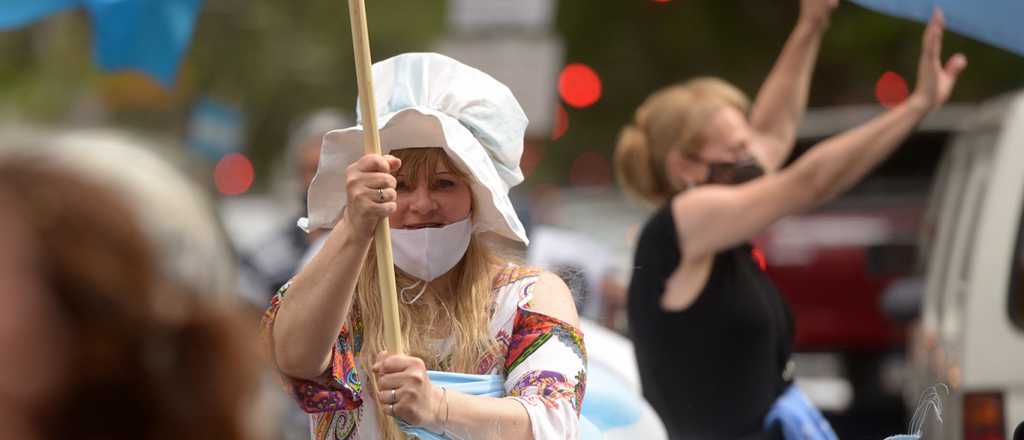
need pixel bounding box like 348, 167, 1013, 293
1, 1, 1021, 187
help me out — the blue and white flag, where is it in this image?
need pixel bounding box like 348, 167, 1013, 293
0, 0, 203, 87
399, 371, 603, 440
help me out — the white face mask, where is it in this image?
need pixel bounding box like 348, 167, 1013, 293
391, 217, 473, 284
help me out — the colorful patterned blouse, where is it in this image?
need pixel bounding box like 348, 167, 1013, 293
261, 264, 588, 439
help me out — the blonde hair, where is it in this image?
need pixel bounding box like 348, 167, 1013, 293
614, 77, 750, 204
356, 148, 503, 439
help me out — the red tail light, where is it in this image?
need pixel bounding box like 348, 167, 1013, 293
964, 392, 1005, 440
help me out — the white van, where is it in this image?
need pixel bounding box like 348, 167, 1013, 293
906, 89, 1024, 439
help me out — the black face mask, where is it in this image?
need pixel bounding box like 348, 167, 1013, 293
705, 158, 765, 185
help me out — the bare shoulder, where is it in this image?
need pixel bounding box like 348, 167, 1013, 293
528, 271, 581, 327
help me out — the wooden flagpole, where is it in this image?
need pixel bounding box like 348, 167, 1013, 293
347, 0, 405, 356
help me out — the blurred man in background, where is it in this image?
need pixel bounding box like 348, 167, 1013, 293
231, 109, 350, 440
237, 109, 350, 306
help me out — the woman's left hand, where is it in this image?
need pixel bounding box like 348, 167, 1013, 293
799, 0, 838, 28
373, 352, 444, 431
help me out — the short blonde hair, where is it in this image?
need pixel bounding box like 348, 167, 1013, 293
614, 77, 750, 204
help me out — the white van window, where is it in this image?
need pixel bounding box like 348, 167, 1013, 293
931, 147, 973, 323
1011, 199, 1024, 330
958, 151, 992, 283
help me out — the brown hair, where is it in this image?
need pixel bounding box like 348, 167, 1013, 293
614, 77, 750, 204
357, 148, 503, 440
0, 159, 260, 440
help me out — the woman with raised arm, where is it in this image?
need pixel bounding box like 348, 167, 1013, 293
263, 53, 587, 440
615, 2, 966, 438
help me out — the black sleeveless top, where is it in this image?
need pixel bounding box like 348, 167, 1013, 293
628, 203, 794, 439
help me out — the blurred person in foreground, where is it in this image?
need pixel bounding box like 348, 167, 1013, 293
0, 158, 262, 440
238, 109, 351, 306
0, 129, 239, 298
264, 53, 586, 440
615, 1, 966, 438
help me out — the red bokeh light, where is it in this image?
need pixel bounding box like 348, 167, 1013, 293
568, 151, 612, 188
214, 153, 254, 196
875, 71, 909, 109
558, 63, 602, 109
552, 104, 570, 140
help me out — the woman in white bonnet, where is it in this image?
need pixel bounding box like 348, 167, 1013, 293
262, 53, 586, 440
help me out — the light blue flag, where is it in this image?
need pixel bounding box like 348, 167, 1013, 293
0, 0, 203, 87
764, 384, 839, 440
849, 0, 1024, 57
579, 358, 643, 432
398, 371, 610, 439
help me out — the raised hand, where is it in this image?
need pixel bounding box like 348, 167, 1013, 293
342, 154, 402, 237
912, 8, 968, 111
